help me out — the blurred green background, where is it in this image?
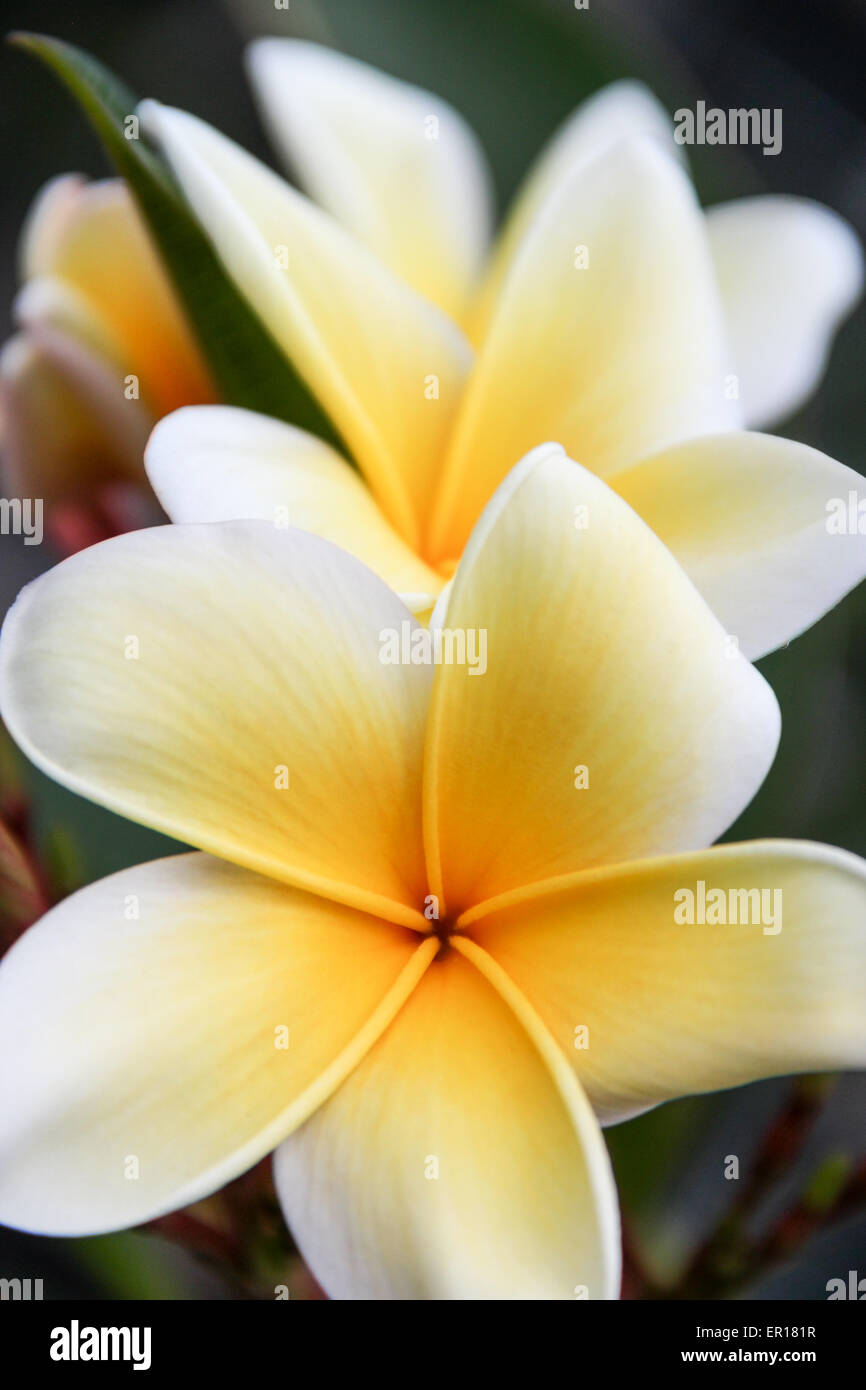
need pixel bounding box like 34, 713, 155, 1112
0, 0, 864, 1298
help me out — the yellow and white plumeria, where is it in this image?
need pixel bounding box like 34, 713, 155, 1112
1, 446, 864, 1299
139, 41, 866, 659
0, 174, 213, 507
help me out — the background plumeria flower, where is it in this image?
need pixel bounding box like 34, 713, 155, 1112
1, 445, 864, 1299
247, 41, 863, 420
140, 42, 866, 659
0, 174, 214, 546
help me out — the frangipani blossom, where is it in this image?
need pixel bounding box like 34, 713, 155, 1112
1, 446, 864, 1299
139, 43, 866, 658
0, 174, 213, 523
245, 40, 862, 422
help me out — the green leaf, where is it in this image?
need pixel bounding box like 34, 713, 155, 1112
74, 1231, 191, 1299
802, 1153, 852, 1214
9, 31, 347, 452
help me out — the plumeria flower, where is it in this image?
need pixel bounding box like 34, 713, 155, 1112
138, 41, 866, 657
0, 174, 213, 543
1, 446, 864, 1299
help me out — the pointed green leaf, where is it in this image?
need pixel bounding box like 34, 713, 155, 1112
9, 32, 347, 452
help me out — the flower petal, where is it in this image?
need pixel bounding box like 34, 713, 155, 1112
0, 522, 432, 927
428, 137, 738, 565
145, 405, 443, 601
246, 39, 493, 319
140, 100, 472, 548
0, 851, 436, 1234
707, 195, 863, 428
423, 446, 780, 916
613, 431, 866, 659
19, 174, 214, 415
464, 841, 866, 1124
15, 276, 125, 371
274, 944, 619, 1299
469, 80, 679, 342
0, 334, 146, 503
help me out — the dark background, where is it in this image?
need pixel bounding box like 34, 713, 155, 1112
0, 0, 864, 1298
